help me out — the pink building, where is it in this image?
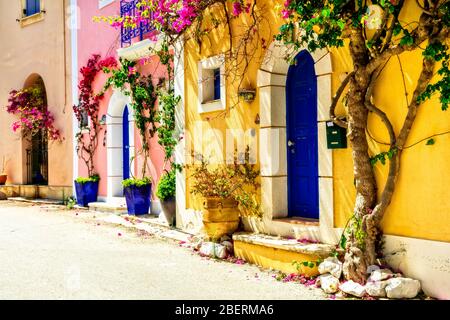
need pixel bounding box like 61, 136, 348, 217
73, 0, 166, 213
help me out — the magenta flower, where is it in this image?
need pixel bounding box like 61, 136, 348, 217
232, 1, 243, 16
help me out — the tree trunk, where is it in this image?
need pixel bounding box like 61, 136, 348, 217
342, 73, 378, 283
342, 28, 378, 283
341, 28, 440, 283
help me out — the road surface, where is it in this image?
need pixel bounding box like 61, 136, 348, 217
0, 201, 326, 300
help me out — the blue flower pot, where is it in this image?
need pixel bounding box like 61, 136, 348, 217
124, 184, 151, 215
74, 181, 99, 207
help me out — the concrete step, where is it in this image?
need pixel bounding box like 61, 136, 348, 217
0, 185, 72, 200
7, 197, 63, 205
88, 201, 128, 214
232, 232, 335, 276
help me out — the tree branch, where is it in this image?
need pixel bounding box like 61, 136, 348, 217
330, 71, 354, 128
364, 70, 396, 148
371, 45, 437, 225
368, 11, 436, 74
221, 1, 233, 53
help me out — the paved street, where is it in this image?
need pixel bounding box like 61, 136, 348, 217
0, 202, 326, 300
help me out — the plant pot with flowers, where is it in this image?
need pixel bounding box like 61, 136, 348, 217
0, 156, 9, 185
122, 177, 152, 215
188, 148, 261, 240
73, 54, 117, 207
101, 58, 159, 216
74, 175, 100, 207
156, 169, 176, 226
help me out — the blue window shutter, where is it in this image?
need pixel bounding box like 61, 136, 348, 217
25, 0, 34, 16
213, 68, 221, 100
26, 0, 40, 16
35, 0, 41, 14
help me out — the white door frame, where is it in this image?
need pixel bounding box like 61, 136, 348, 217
106, 88, 135, 201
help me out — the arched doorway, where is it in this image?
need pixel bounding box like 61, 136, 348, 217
23, 74, 48, 185
286, 50, 319, 218
106, 89, 134, 201
256, 40, 338, 243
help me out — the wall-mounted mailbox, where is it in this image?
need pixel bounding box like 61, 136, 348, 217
326, 121, 347, 149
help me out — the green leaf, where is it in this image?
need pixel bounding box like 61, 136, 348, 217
426, 138, 435, 145
339, 234, 347, 250
393, 24, 403, 36
399, 31, 414, 46
321, 8, 331, 18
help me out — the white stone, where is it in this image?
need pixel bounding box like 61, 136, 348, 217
189, 235, 204, 251
317, 75, 332, 122
259, 128, 287, 176
368, 268, 394, 282
221, 240, 234, 253
385, 278, 421, 299
318, 123, 333, 177
199, 242, 228, 259
259, 86, 286, 127
220, 235, 232, 242
318, 274, 340, 294
339, 280, 366, 297
365, 281, 388, 297
260, 176, 288, 219
318, 257, 343, 279
366, 265, 381, 274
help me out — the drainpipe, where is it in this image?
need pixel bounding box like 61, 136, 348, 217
70, 0, 79, 196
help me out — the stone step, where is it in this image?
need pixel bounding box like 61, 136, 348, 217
88, 201, 128, 214
0, 185, 72, 200
232, 232, 335, 277
7, 197, 63, 205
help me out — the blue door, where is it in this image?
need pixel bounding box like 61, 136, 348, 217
123, 106, 130, 180
286, 50, 319, 219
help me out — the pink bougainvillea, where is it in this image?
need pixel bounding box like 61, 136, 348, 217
73, 53, 118, 177
96, 0, 252, 36
5, 84, 61, 141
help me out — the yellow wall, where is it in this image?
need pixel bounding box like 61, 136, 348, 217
183, 0, 450, 242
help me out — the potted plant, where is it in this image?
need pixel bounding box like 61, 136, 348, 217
188, 148, 261, 240
156, 169, 176, 226
0, 156, 8, 185
74, 175, 100, 207
102, 59, 158, 216
123, 177, 152, 215
72, 54, 117, 207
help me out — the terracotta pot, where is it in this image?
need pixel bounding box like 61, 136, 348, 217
0, 174, 7, 185
202, 197, 240, 240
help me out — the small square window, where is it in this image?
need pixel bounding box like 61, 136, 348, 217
198, 55, 226, 113
200, 68, 221, 103
24, 0, 40, 17
213, 68, 221, 100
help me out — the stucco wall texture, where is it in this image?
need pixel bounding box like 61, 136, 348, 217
181, 0, 450, 243
77, 0, 166, 199
0, 0, 73, 187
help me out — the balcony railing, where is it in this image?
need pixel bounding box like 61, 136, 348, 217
120, 0, 154, 47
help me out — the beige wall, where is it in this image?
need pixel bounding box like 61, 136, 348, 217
0, 0, 73, 186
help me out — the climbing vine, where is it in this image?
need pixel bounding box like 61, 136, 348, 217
73, 54, 117, 178
101, 58, 158, 179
